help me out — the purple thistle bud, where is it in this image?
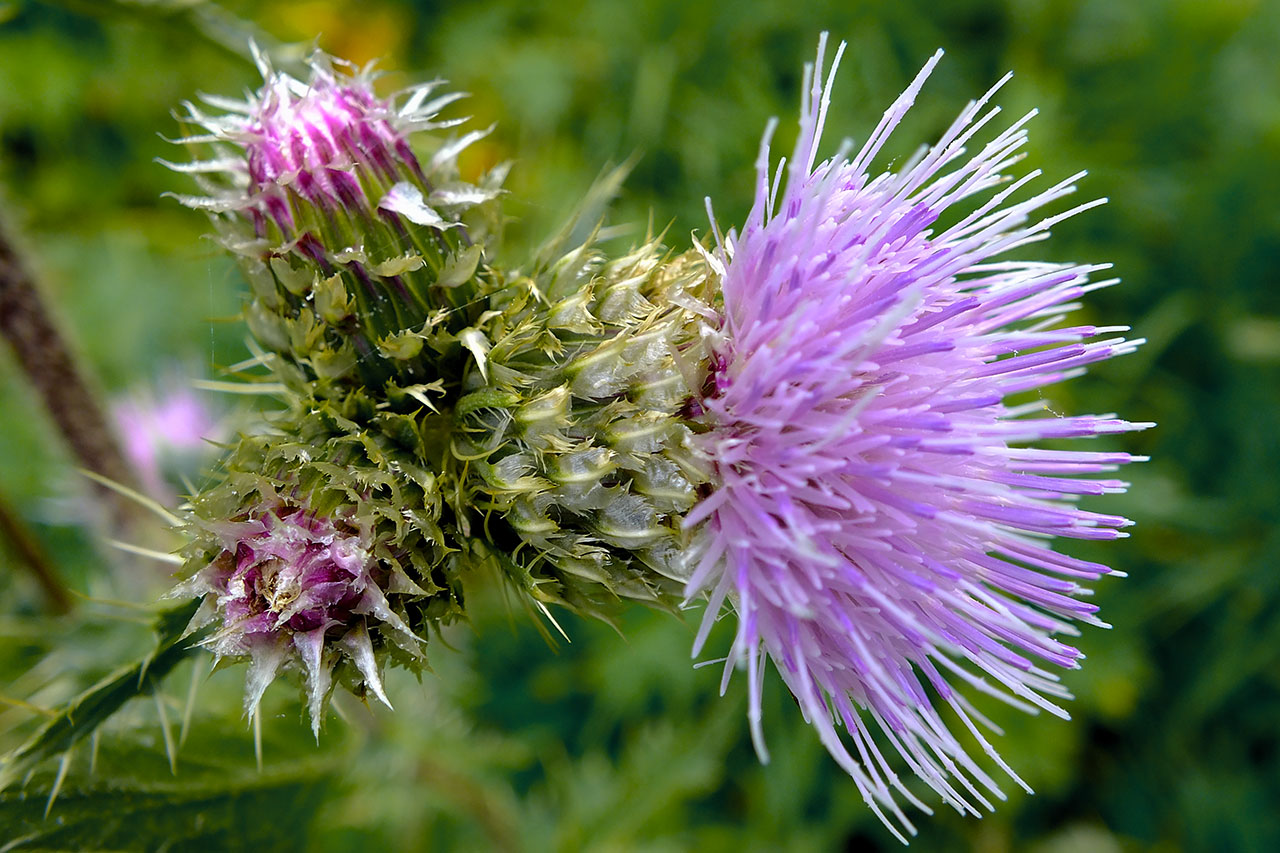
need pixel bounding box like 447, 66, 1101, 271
169, 46, 503, 391
687, 35, 1152, 840
176, 502, 423, 737
170, 44, 473, 240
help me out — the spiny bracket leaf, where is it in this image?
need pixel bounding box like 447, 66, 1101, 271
0, 598, 203, 791
0, 732, 332, 853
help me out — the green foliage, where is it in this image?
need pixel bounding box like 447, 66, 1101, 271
1, 0, 1278, 850
0, 600, 200, 791
1, 701, 336, 853
0, 743, 330, 853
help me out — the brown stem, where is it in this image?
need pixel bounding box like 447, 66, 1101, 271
0, 218, 142, 530
0, 490, 71, 614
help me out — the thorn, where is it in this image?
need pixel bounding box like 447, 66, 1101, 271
253, 710, 263, 773
179, 655, 206, 748
154, 693, 178, 775
44, 751, 71, 819
535, 600, 571, 643
191, 379, 287, 396
105, 539, 183, 566
0, 692, 55, 717
78, 469, 183, 527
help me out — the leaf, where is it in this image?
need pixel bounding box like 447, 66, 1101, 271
0, 732, 331, 853
0, 599, 203, 791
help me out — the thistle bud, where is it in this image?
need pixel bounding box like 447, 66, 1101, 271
176, 403, 453, 734
454, 235, 718, 614
170, 46, 504, 394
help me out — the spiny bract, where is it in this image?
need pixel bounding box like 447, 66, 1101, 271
169, 47, 717, 725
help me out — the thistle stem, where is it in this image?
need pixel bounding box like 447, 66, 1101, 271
0, 599, 203, 791
0, 219, 142, 530
0, 489, 71, 613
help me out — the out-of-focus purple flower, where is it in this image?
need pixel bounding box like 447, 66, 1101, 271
113, 380, 223, 501
686, 35, 1151, 840
177, 503, 422, 735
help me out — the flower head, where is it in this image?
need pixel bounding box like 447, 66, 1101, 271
243, 65, 421, 209
172, 45, 476, 238
179, 493, 425, 737
170, 46, 504, 395
687, 36, 1150, 839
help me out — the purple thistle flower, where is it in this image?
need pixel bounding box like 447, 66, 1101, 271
176, 501, 423, 736
113, 376, 224, 501
686, 35, 1151, 840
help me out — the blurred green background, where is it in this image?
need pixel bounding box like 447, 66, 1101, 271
0, 0, 1277, 850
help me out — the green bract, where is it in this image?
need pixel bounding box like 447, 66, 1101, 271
170, 47, 718, 722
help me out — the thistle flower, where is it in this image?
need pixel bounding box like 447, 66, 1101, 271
179, 503, 417, 735
687, 36, 1151, 839
113, 376, 224, 501
172, 45, 487, 237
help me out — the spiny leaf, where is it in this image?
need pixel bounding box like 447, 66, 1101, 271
0, 757, 329, 853
0, 598, 202, 791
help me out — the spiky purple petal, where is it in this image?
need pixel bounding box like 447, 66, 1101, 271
177, 504, 419, 736
169, 44, 475, 239
687, 35, 1150, 840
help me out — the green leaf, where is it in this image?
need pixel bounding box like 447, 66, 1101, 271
0, 730, 332, 853
0, 599, 202, 791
